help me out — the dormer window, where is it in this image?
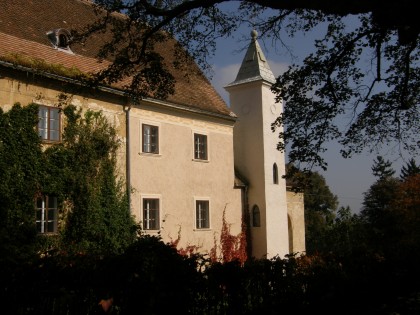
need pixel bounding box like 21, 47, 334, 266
46, 28, 73, 53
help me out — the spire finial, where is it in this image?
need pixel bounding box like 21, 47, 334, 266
251, 29, 258, 40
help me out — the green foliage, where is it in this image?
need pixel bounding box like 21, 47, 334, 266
361, 177, 400, 226
303, 170, 338, 254
317, 206, 368, 258
0, 103, 137, 261
45, 105, 137, 255
0, 53, 89, 80
0, 103, 42, 261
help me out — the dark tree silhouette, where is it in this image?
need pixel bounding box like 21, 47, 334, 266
400, 158, 420, 181
78, 1, 419, 172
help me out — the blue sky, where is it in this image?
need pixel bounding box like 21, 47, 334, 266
205, 12, 416, 213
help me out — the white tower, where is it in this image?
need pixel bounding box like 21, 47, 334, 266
225, 30, 289, 259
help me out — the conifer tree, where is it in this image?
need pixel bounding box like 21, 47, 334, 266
302, 170, 338, 254
360, 157, 399, 254
400, 158, 420, 181
371, 156, 395, 180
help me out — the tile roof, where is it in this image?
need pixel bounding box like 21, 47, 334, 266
0, 0, 233, 118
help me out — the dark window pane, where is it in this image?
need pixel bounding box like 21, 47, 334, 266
35, 196, 57, 234
252, 205, 261, 227
194, 134, 207, 160
38, 107, 60, 141
143, 198, 160, 230
196, 200, 209, 229
143, 125, 159, 153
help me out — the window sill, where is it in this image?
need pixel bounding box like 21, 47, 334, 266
139, 152, 162, 157
193, 228, 212, 231
192, 158, 209, 163
41, 139, 61, 144
144, 230, 161, 234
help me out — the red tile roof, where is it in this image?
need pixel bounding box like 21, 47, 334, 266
0, 0, 233, 118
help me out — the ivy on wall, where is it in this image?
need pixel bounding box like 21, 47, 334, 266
0, 103, 137, 260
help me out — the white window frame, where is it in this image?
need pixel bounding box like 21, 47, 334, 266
192, 131, 209, 162
194, 197, 211, 230
141, 194, 162, 231
140, 120, 161, 156
38, 105, 61, 142
36, 196, 58, 234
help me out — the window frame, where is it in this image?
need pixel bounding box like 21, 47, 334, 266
193, 132, 208, 161
141, 195, 161, 231
38, 105, 61, 142
141, 122, 160, 155
195, 198, 210, 230
36, 195, 58, 234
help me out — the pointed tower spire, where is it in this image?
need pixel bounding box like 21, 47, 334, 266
227, 30, 275, 86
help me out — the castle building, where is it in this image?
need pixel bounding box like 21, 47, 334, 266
0, 0, 305, 259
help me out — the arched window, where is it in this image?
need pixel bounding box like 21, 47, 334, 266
58, 33, 68, 48
273, 163, 279, 184
252, 205, 260, 227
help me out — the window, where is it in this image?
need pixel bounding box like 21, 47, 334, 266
36, 196, 58, 233
273, 163, 279, 184
143, 198, 160, 230
142, 124, 159, 154
46, 28, 73, 53
38, 106, 60, 142
58, 34, 68, 48
252, 205, 261, 227
196, 200, 210, 229
194, 133, 207, 160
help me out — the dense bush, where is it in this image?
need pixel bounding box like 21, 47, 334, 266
1, 235, 419, 315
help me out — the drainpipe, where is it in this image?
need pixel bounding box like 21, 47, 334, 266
124, 102, 132, 212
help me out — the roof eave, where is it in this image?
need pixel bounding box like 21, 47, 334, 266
0, 60, 237, 122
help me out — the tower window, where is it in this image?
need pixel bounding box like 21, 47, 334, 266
252, 205, 261, 227
273, 163, 279, 184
